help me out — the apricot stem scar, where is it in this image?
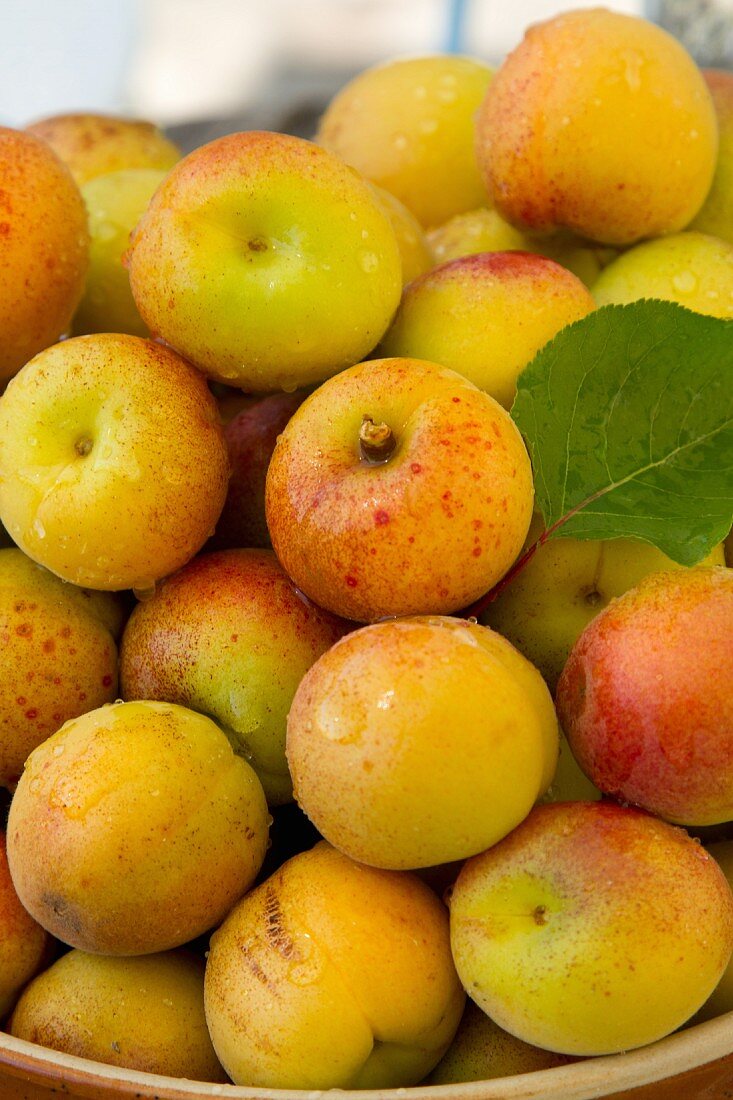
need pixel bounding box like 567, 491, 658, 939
533, 904, 548, 925
359, 415, 396, 464
74, 437, 93, 457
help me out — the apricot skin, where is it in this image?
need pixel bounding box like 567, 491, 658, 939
287, 617, 557, 870
476, 9, 718, 245
0, 127, 89, 384
0, 831, 51, 1021
6, 701, 269, 955
204, 842, 465, 1089
10, 949, 227, 1082
557, 567, 733, 825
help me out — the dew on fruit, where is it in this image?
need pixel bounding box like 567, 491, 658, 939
132, 581, 157, 602
360, 251, 378, 273
52, 743, 65, 757
672, 271, 698, 294
32, 517, 46, 540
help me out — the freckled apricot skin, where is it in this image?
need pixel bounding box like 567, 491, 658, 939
287, 617, 558, 870
476, 9, 718, 246
126, 131, 402, 393
450, 802, 733, 1055
0, 334, 229, 591
317, 56, 493, 229
120, 549, 348, 806
26, 112, 179, 187
556, 568, 733, 825
379, 252, 595, 409
0, 831, 52, 1021
6, 700, 269, 955
204, 841, 465, 1089
265, 357, 534, 623
0, 549, 121, 790
9, 949, 227, 1082
0, 128, 89, 384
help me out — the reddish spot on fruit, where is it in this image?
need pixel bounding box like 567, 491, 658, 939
452, 397, 461, 403
16, 696, 26, 706
15, 623, 31, 637
345, 575, 358, 588
43, 638, 55, 653
102, 675, 113, 687
374, 509, 390, 526
231, 633, 239, 642
472, 547, 482, 557
410, 463, 422, 474
60, 626, 71, 638
25, 709, 38, 720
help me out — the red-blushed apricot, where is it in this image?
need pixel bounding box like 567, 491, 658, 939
0, 831, 52, 1020
317, 56, 493, 228
204, 841, 465, 1088
120, 548, 348, 805
7, 700, 269, 955
0, 334, 229, 591
287, 617, 558, 870
265, 357, 534, 622
476, 9, 718, 245
556, 567, 733, 825
450, 801, 733, 1055
0, 127, 88, 384
379, 251, 595, 409
26, 112, 179, 186
10, 949, 227, 1081
210, 393, 304, 551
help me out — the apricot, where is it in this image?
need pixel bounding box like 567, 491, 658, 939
378, 251, 595, 409
691, 70, 733, 244
482, 514, 726, 691
557, 567, 733, 825
6, 700, 269, 954
477, 9, 718, 245
204, 841, 464, 1088
120, 549, 347, 805
450, 802, 733, 1055
0, 831, 51, 1021
10, 949, 227, 1081
427, 207, 608, 287
287, 617, 558, 869
592, 231, 733, 317
26, 112, 179, 186
317, 55, 493, 228
0, 548, 121, 790
0, 334, 229, 591
0, 127, 88, 385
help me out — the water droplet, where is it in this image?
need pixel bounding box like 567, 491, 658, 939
149, 789, 160, 797
33, 517, 46, 540
52, 743, 65, 757
393, 133, 408, 151
133, 581, 157, 602
672, 271, 698, 295
419, 118, 438, 135
360, 252, 378, 273
29, 778, 41, 794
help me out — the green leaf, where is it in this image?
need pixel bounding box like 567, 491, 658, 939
511, 300, 733, 565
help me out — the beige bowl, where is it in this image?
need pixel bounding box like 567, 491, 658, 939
1, 1011, 733, 1100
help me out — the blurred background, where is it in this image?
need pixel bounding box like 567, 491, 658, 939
0, 0, 730, 148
